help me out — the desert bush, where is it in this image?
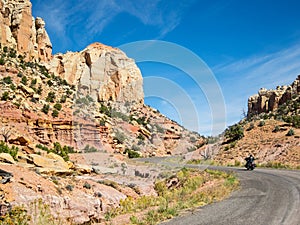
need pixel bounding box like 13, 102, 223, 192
224, 124, 244, 142
21, 76, 28, 85
83, 145, 98, 153
0, 141, 18, 160
246, 123, 255, 131
65, 184, 74, 191
2, 76, 12, 84
258, 120, 265, 127
54, 103, 62, 111
42, 104, 50, 114
10, 83, 16, 90
286, 129, 295, 136
52, 109, 59, 118
0, 57, 5, 65
46, 91, 56, 103
124, 148, 140, 158
1, 91, 9, 101
273, 125, 280, 132
60, 95, 67, 103
83, 182, 91, 189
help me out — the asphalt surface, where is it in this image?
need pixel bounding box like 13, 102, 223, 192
159, 166, 300, 225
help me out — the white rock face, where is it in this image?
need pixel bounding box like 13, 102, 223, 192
48, 42, 144, 104
0, 0, 52, 61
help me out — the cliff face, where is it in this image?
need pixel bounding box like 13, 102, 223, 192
48, 43, 144, 104
248, 75, 300, 116
0, 0, 52, 61
0, 0, 144, 104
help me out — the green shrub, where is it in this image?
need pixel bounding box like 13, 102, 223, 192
36, 85, 43, 95
54, 103, 62, 111
60, 95, 67, 103
2, 76, 12, 84
17, 72, 23, 78
246, 123, 254, 131
258, 120, 265, 127
8, 48, 16, 58
0, 141, 18, 160
124, 149, 140, 158
52, 109, 59, 118
0, 57, 5, 65
83, 145, 98, 153
225, 124, 244, 142
21, 76, 28, 85
65, 184, 74, 191
1, 91, 9, 101
47, 80, 53, 87
286, 129, 295, 136
30, 78, 37, 86
41, 104, 50, 114
10, 83, 16, 90
100, 104, 111, 115
46, 91, 56, 102
83, 182, 91, 189
273, 125, 280, 132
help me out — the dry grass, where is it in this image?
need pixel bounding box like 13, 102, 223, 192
105, 168, 239, 225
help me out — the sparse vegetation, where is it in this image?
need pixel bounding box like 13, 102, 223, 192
247, 122, 255, 131
42, 104, 50, 114
224, 124, 244, 142
46, 91, 56, 103
258, 120, 265, 127
53, 103, 62, 111
105, 168, 238, 224
52, 109, 59, 118
21, 76, 28, 85
0, 198, 66, 225
114, 130, 126, 144
124, 148, 140, 158
83, 145, 98, 153
2, 76, 12, 84
0, 141, 18, 160
286, 129, 295, 136
1, 91, 9, 101
36, 142, 74, 161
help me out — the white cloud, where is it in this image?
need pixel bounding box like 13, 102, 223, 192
214, 43, 300, 88
33, 0, 195, 42
212, 42, 300, 130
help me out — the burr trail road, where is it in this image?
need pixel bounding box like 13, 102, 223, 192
161, 167, 300, 225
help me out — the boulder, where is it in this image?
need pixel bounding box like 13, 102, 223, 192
0, 153, 16, 164
8, 136, 30, 146
29, 153, 70, 173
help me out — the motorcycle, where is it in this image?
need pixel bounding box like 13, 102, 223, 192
245, 160, 256, 170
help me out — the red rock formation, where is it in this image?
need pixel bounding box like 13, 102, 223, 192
248, 75, 300, 116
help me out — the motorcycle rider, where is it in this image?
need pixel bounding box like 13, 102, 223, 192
245, 154, 255, 168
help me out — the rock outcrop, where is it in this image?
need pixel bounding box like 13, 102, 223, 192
0, 0, 52, 61
48, 43, 144, 104
248, 75, 300, 116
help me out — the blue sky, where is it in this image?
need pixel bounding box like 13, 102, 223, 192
31, 0, 300, 135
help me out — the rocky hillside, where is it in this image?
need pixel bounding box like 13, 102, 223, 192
0, 1, 206, 223
213, 76, 300, 168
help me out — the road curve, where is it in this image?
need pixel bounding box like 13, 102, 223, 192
160, 167, 300, 225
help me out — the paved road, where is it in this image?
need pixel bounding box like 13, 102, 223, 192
159, 166, 300, 225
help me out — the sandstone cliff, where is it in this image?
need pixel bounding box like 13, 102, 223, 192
48, 42, 144, 104
0, 0, 52, 61
248, 75, 300, 116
